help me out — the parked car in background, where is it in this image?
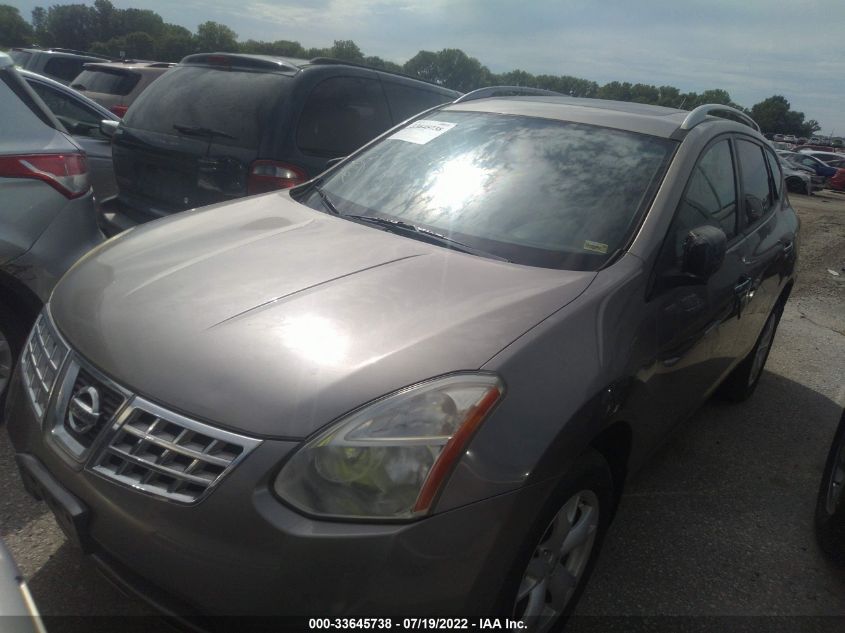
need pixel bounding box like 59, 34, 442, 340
97, 53, 459, 235
780, 158, 814, 194
798, 150, 844, 164
783, 134, 798, 143
21, 69, 120, 202
0, 52, 102, 417
6, 98, 798, 629
0, 540, 44, 633
778, 150, 838, 180
827, 169, 845, 191
70, 60, 175, 117
8, 47, 112, 85
816, 409, 845, 562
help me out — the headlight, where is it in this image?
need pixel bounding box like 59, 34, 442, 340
274, 373, 503, 520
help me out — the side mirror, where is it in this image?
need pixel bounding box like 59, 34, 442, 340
100, 119, 119, 138
325, 156, 346, 169
683, 225, 727, 279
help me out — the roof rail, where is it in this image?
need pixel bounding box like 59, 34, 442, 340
680, 104, 760, 132
47, 48, 113, 60
454, 86, 562, 103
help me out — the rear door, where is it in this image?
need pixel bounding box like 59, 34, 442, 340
113, 64, 291, 219
732, 137, 793, 356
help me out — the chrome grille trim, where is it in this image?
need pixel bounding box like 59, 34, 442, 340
89, 398, 262, 504
47, 358, 131, 463
20, 312, 68, 422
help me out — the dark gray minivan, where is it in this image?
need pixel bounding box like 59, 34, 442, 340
100, 54, 459, 235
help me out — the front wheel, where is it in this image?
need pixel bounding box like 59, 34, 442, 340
507, 450, 614, 632
816, 411, 845, 561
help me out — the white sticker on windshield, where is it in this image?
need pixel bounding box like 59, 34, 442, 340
389, 120, 456, 144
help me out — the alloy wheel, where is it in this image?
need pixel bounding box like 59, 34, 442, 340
514, 489, 600, 631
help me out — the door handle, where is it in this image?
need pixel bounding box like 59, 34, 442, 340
780, 240, 794, 256
734, 276, 752, 295
734, 276, 752, 318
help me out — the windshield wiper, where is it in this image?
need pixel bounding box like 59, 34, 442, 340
344, 214, 510, 262
172, 124, 236, 141
312, 184, 340, 215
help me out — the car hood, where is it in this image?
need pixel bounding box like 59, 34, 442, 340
51, 192, 595, 438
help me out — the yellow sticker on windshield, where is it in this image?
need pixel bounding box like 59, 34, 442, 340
583, 240, 609, 254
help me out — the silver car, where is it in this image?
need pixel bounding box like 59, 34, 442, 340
0, 52, 103, 418
6, 96, 798, 629
20, 68, 120, 202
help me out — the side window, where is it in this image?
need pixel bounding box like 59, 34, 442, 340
764, 149, 783, 200
383, 81, 453, 123
658, 139, 737, 270
44, 57, 86, 83
296, 76, 391, 157
736, 139, 774, 224
28, 82, 104, 138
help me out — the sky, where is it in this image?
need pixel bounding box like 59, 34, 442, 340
10, 0, 845, 134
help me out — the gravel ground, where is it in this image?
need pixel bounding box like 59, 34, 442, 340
1, 190, 844, 631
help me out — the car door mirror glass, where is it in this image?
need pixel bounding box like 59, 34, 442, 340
100, 119, 119, 138
683, 225, 727, 279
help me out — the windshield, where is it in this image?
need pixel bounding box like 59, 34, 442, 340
298, 110, 675, 270
122, 65, 290, 149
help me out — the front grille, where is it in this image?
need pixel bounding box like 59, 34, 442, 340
90, 401, 260, 504
20, 313, 68, 421
64, 367, 126, 448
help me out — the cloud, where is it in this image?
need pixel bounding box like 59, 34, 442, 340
11, 0, 845, 131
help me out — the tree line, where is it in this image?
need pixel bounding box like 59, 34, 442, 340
0, 1, 824, 137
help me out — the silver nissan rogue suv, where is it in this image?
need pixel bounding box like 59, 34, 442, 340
6, 93, 798, 630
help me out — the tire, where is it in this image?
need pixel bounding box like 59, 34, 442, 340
0, 303, 26, 423
815, 412, 845, 562
717, 303, 783, 403
503, 449, 614, 633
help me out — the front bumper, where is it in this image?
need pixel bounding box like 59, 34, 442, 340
5, 367, 543, 618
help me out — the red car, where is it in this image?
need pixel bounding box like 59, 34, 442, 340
829, 167, 845, 191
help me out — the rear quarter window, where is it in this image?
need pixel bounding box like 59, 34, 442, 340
72, 69, 140, 96
383, 81, 454, 122
122, 66, 290, 149
44, 57, 87, 82
296, 76, 392, 157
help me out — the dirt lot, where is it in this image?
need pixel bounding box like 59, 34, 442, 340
789, 189, 845, 336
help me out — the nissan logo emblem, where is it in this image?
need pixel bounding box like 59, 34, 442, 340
67, 385, 101, 435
